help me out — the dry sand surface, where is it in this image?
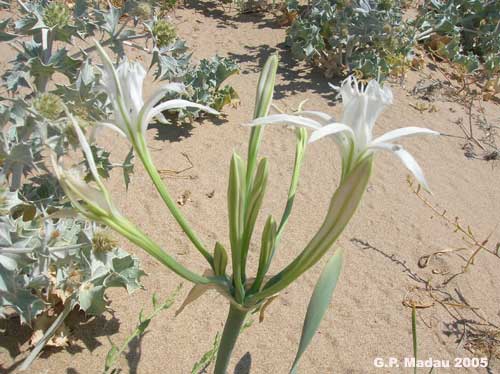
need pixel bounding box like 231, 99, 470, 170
2, 1, 500, 373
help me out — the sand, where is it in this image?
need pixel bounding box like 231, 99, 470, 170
1, 1, 500, 373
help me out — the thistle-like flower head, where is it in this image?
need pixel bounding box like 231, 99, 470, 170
249, 76, 439, 190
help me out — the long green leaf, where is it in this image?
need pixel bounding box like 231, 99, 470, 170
228, 152, 246, 302
290, 248, 344, 374
276, 127, 307, 246
246, 54, 278, 187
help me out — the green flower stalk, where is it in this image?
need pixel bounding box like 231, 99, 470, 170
94, 41, 218, 266
51, 113, 213, 286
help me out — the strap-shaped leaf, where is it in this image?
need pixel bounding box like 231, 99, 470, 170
19, 297, 76, 371
276, 127, 307, 245
290, 248, 344, 374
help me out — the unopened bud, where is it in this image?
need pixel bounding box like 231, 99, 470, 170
152, 19, 176, 48
33, 93, 64, 120
43, 2, 71, 28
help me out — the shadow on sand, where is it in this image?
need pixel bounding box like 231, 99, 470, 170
0, 310, 120, 374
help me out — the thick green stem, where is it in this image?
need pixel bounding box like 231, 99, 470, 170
102, 215, 213, 285
137, 138, 213, 267
214, 304, 249, 374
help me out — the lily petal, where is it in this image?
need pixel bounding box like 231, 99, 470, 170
95, 122, 128, 138
295, 111, 334, 125
143, 99, 219, 136
248, 114, 323, 130
116, 59, 147, 120
371, 127, 439, 146
309, 123, 355, 143
369, 142, 431, 192
138, 83, 187, 133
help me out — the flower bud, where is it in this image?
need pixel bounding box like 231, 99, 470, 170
152, 19, 177, 48
134, 2, 153, 19
92, 231, 118, 253
43, 2, 71, 29
33, 93, 64, 120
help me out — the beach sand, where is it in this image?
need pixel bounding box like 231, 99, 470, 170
2, 2, 500, 373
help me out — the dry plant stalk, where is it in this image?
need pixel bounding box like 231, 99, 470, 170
408, 177, 500, 271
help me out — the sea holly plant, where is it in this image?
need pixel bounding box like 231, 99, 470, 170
1, 2, 239, 366
0, 175, 145, 371
2, 0, 239, 119
55, 43, 439, 373
286, 0, 417, 80
414, 0, 500, 96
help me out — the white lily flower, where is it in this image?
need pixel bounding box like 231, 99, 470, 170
52, 114, 117, 220
249, 76, 439, 191
94, 42, 219, 143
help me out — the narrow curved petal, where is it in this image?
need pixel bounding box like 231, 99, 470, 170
142, 99, 219, 136
295, 111, 334, 124
137, 83, 187, 132
155, 112, 169, 125
371, 127, 439, 146
309, 123, 355, 143
95, 122, 128, 138
339, 75, 361, 108
364, 80, 393, 105
370, 142, 431, 192
248, 114, 323, 130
